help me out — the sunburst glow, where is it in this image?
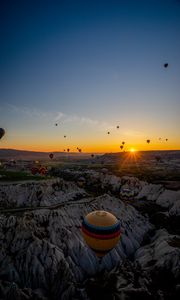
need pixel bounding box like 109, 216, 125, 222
130, 148, 136, 152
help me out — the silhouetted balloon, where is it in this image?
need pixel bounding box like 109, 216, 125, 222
122, 141, 125, 145
49, 153, 54, 159
78, 148, 82, 153
39, 167, 47, 175
81, 210, 121, 258
55, 123, 58, 126
166, 138, 168, 141
146, 139, 150, 144
31, 167, 39, 175
164, 63, 168, 68
120, 145, 123, 150
91, 154, 94, 158
0, 128, 5, 139
67, 148, 70, 152
64, 135, 66, 138
107, 132, 110, 135
116, 126, 119, 129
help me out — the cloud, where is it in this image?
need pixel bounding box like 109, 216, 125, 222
55, 111, 114, 131
8, 104, 119, 132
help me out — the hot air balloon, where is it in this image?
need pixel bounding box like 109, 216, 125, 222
64, 135, 66, 138
49, 153, 54, 159
39, 167, 47, 175
107, 132, 110, 135
165, 138, 168, 141
78, 148, 82, 153
67, 148, 70, 152
91, 154, 94, 158
159, 137, 161, 140
146, 139, 150, 144
116, 126, 119, 129
164, 63, 168, 68
81, 210, 121, 258
31, 167, 39, 175
120, 145, 123, 150
55, 123, 58, 126
0, 128, 5, 139
122, 141, 125, 145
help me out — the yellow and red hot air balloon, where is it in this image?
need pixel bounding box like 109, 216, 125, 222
81, 210, 121, 258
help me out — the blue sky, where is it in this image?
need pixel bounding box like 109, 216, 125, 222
0, 0, 180, 152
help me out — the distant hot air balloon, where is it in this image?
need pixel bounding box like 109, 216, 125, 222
146, 139, 150, 144
107, 132, 110, 135
64, 135, 66, 138
81, 210, 121, 258
31, 167, 39, 175
116, 125, 119, 129
159, 138, 161, 141
0, 128, 5, 140
165, 138, 168, 141
39, 167, 47, 175
120, 145, 123, 150
55, 123, 58, 126
164, 63, 168, 68
67, 148, 70, 152
49, 153, 54, 159
91, 154, 94, 158
78, 148, 82, 153
122, 141, 125, 145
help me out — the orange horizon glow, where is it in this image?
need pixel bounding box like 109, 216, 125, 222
0, 143, 180, 153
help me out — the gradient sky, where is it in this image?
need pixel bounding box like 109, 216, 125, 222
0, 0, 180, 152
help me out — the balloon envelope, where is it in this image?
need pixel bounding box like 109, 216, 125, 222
0, 128, 5, 139
49, 153, 54, 159
31, 167, 39, 175
81, 211, 121, 257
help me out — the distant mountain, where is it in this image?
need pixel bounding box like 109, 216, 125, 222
0, 149, 55, 160
0, 148, 99, 160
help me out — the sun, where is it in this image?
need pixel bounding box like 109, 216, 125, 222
130, 148, 136, 152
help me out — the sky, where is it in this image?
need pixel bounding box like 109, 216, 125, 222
0, 0, 180, 153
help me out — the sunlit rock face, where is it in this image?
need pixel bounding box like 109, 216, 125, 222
0, 171, 180, 300
0, 192, 152, 299
0, 178, 87, 208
